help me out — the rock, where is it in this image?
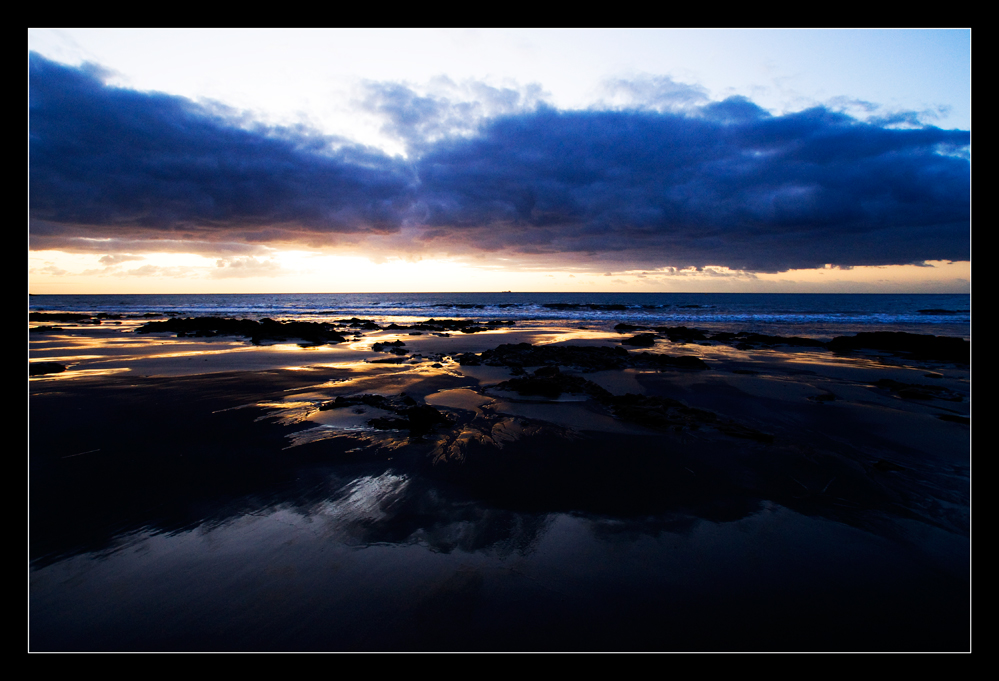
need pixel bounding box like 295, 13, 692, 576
321, 393, 452, 436
651, 326, 709, 342
493, 367, 612, 400
828, 332, 969, 364
489, 365, 769, 442
458, 343, 708, 372
711, 331, 826, 348
874, 378, 963, 402
402, 404, 453, 435
136, 317, 348, 345
460, 343, 630, 372
30, 362, 66, 376
29, 312, 95, 323
621, 334, 657, 347
372, 340, 407, 354
604, 393, 774, 443
808, 393, 837, 402
627, 352, 710, 371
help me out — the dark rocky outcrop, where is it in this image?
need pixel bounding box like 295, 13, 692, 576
628, 352, 710, 371
457, 343, 631, 371
336, 318, 382, 330
372, 340, 407, 355
456, 343, 708, 372
30, 362, 66, 376
621, 333, 657, 347
653, 326, 710, 342
491, 366, 771, 442
136, 317, 348, 345
29, 312, 98, 323
828, 332, 969, 364
319, 394, 452, 436
710, 331, 827, 348
605, 393, 774, 443
613, 324, 709, 343
493, 366, 613, 400
873, 379, 964, 402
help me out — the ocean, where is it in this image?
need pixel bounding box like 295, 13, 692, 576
29, 292, 971, 340
28, 290, 971, 650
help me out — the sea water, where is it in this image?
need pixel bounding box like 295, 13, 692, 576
29, 292, 970, 340
28, 291, 971, 651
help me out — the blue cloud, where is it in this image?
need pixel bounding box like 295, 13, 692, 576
29, 53, 416, 236
29, 53, 970, 273
413, 102, 969, 270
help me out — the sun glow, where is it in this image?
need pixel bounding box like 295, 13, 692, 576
28, 248, 969, 295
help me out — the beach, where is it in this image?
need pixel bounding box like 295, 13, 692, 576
29, 309, 970, 652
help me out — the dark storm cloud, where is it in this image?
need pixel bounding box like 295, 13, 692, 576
29, 53, 416, 241
414, 101, 969, 271
29, 53, 970, 273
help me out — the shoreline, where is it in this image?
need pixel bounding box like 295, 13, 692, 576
29, 316, 970, 651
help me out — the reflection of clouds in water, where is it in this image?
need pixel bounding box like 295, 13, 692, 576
308, 470, 553, 556
282, 424, 413, 450
317, 472, 411, 526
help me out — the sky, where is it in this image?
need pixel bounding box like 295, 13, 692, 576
28, 29, 971, 294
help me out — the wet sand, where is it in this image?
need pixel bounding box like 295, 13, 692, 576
29, 319, 970, 651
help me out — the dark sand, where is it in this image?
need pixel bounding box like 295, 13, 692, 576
29, 319, 970, 651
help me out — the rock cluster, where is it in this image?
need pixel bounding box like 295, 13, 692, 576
456, 343, 708, 372
136, 317, 348, 345
873, 378, 964, 402
492, 366, 772, 443
386, 319, 515, 334
371, 340, 407, 355
319, 394, 452, 436
613, 323, 969, 364
828, 332, 969, 364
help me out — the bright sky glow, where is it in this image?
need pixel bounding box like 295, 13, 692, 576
28, 29, 971, 293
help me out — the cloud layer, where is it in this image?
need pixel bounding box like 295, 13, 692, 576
30, 53, 970, 273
